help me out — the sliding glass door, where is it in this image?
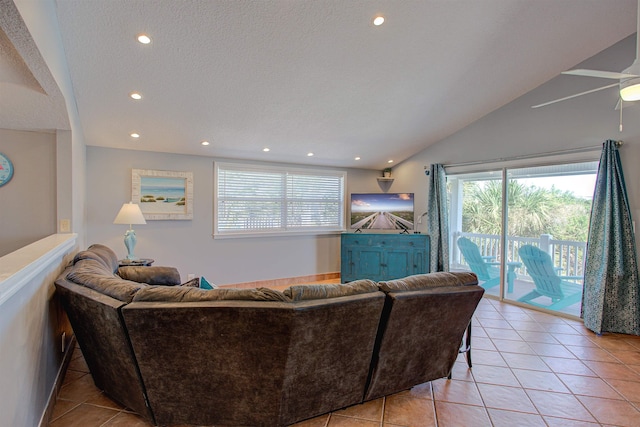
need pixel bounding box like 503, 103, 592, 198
449, 161, 598, 317
449, 170, 504, 298
504, 163, 597, 316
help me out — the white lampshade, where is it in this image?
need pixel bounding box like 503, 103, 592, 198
113, 202, 147, 226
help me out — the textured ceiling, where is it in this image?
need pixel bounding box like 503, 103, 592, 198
8, 0, 640, 169
0, 0, 68, 132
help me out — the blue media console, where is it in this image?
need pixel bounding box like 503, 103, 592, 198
340, 233, 430, 282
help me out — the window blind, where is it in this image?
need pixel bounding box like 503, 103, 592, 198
214, 162, 346, 237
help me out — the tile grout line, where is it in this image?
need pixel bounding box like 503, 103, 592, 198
98, 410, 122, 427
469, 321, 503, 426
47, 401, 82, 424
484, 300, 640, 426
429, 389, 439, 427
476, 308, 586, 423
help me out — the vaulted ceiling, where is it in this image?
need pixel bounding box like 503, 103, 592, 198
1, 0, 638, 169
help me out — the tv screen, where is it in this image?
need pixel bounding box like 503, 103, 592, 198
350, 193, 414, 231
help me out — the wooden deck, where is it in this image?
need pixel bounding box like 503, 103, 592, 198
452, 268, 582, 318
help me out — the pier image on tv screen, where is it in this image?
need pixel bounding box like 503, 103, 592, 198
350, 193, 414, 231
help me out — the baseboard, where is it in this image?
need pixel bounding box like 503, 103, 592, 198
38, 335, 77, 427
223, 272, 340, 289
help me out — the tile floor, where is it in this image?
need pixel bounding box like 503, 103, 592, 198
49, 297, 640, 426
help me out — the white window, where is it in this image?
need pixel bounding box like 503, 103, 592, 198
214, 162, 346, 238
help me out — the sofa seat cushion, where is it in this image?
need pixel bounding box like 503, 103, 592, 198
67, 259, 147, 302
131, 286, 289, 302
284, 279, 378, 301
378, 272, 478, 293
118, 266, 182, 286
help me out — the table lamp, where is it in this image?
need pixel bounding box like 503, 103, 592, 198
113, 202, 147, 260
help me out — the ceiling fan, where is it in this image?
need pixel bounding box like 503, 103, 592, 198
532, 0, 640, 111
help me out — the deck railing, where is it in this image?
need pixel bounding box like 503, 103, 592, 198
451, 231, 586, 278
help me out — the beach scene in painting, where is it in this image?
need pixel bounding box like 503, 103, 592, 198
139, 176, 186, 214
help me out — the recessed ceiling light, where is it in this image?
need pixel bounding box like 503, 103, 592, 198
307, 152, 314, 157
373, 16, 385, 26
130, 92, 142, 100
355, 157, 361, 161
387, 160, 394, 164
201, 141, 210, 146
137, 34, 151, 44
130, 133, 140, 138
263, 148, 270, 152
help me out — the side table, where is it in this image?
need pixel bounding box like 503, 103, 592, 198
118, 258, 155, 267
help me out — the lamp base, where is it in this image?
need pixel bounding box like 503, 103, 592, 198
123, 229, 137, 260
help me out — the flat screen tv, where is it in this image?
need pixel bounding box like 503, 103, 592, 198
350, 193, 414, 231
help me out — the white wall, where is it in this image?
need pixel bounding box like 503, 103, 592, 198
1, 3, 87, 426
13, 0, 88, 249
0, 234, 76, 427
86, 147, 382, 284
0, 129, 57, 257
393, 35, 640, 250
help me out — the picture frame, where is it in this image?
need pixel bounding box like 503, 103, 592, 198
132, 169, 193, 220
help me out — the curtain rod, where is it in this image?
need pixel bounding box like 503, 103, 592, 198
426, 141, 622, 170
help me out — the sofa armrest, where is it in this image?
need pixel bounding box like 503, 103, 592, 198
118, 266, 181, 286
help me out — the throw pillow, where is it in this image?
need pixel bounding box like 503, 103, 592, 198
117, 266, 182, 286
199, 276, 217, 289
180, 277, 200, 287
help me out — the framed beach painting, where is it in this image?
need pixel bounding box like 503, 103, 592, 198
132, 169, 193, 220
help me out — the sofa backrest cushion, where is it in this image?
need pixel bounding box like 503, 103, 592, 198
378, 272, 478, 293
122, 290, 385, 426
72, 244, 120, 273
131, 285, 289, 302
284, 279, 378, 301
118, 266, 182, 286
54, 276, 155, 422
364, 278, 484, 401
67, 259, 147, 302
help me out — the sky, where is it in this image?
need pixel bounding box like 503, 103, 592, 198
351, 193, 414, 212
518, 175, 597, 199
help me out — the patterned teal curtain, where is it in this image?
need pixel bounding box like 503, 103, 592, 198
582, 140, 640, 335
427, 164, 449, 272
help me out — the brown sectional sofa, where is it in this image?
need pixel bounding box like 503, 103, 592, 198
55, 244, 484, 426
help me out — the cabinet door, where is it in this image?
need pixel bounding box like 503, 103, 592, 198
341, 246, 355, 282
412, 249, 427, 275
355, 248, 385, 280
385, 250, 411, 280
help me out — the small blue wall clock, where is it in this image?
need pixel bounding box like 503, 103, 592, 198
0, 153, 14, 187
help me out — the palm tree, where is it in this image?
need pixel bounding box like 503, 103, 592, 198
462, 180, 589, 240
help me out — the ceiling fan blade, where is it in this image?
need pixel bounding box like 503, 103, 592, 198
531, 83, 619, 109
561, 69, 639, 79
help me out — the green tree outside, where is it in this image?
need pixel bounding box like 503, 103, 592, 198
462, 180, 591, 242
